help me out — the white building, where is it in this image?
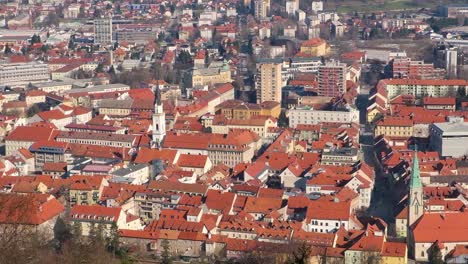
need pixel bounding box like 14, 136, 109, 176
429, 117, 468, 158
311, 1, 323, 12
254, 0, 269, 19
111, 164, 150, 185
0, 62, 50, 87
378, 79, 468, 99
288, 106, 360, 128
94, 17, 113, 44
286, 0, 299, 15
446, 47, 458, 78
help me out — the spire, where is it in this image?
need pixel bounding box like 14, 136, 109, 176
156, 84, 161, 106
410, 149, 422, 189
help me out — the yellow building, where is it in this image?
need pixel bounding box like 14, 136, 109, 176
300, 38, 330, 56
216, 100, 281, 119
192, 61, 231, 87
367, 108, 384, 123
69, 175, 108, 206
375, 117, 413, 138
208, 115, 277, 139
98, 99, 133, 116
381, 242, 407, 264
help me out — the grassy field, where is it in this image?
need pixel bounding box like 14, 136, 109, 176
329, 0, 465, 13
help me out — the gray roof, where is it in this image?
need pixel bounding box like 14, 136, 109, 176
433, 121, 468, 136
112, 163, 149, 177
64, 83, 130, 94
32, 80, 73, 88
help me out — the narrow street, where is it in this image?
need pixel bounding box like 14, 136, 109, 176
357, 94, 396, 224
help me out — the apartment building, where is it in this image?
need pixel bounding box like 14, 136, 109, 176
254, 0, 269, 19
0, 62, 50, 87
69, 175, 109, 206
378, 79, 468, 99
56, 131, 139, 148
94, 17, 113, 44
375, 117, 414, 138
321, 147, 359, 166
288, 106, 360, 128
390, 57, 445, 80
134, 190, 180, 222
318, 61, 347, 97
256, 62, 283, 104
29, 141, 69, 171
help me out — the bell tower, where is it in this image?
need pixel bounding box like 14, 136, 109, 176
152, 83, 166, 148
408, 150, 424, 227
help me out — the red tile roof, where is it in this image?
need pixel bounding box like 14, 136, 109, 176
0, 193, 64, 225
5, 126, 56, 142
70, 205, 121, 222
412, 212, 468, 243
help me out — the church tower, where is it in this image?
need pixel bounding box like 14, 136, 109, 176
408, 150, 424, 227
152, 85, 166, 148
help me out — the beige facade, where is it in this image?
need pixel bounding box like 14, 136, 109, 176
256, 62, 282, 104
192, 62, 231, 87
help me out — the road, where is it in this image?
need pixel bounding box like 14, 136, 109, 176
357, 93, 396, 224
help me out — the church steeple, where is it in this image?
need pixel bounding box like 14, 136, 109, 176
152, 80, 166, 148
409, 150, 422, 189
408, 149, 424, 227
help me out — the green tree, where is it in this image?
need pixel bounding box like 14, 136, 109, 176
26, 104, 42, 118
31, 34, 41, 44
68, 38, 76, 50
53, 217, 72, 247
428, 245, 444, 264
4, 44, 12, 55
176, 50, 192, 64
161, 239, 172, 264
107, 222, 120, 257
95, 63, 105, 73
278, 110, 289, 127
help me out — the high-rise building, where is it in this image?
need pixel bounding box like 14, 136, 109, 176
254, 0, 269, 19
446, 47, 458, 78
256, 62, 282, 104
318, 61, 346, 97
94, 17, 113, 44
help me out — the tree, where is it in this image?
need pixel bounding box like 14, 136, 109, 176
278, 110, 289, 127
54, 217, 72, 248
78, 6, 85, 18
31, 34, 41, 44
27, 104, 42, 118
158, 32, 165, 42
95, 63, 105, 73
161, 239, 172, 264
4, 44, 12, 55
107, 222, 119, 258
44, 12, 59, 27
68, 38, 76, 50
428, 245, 444, 264
176, 50, 192, 64
286, 242, 312, 264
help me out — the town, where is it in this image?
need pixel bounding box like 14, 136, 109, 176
0, 0, 468, 263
